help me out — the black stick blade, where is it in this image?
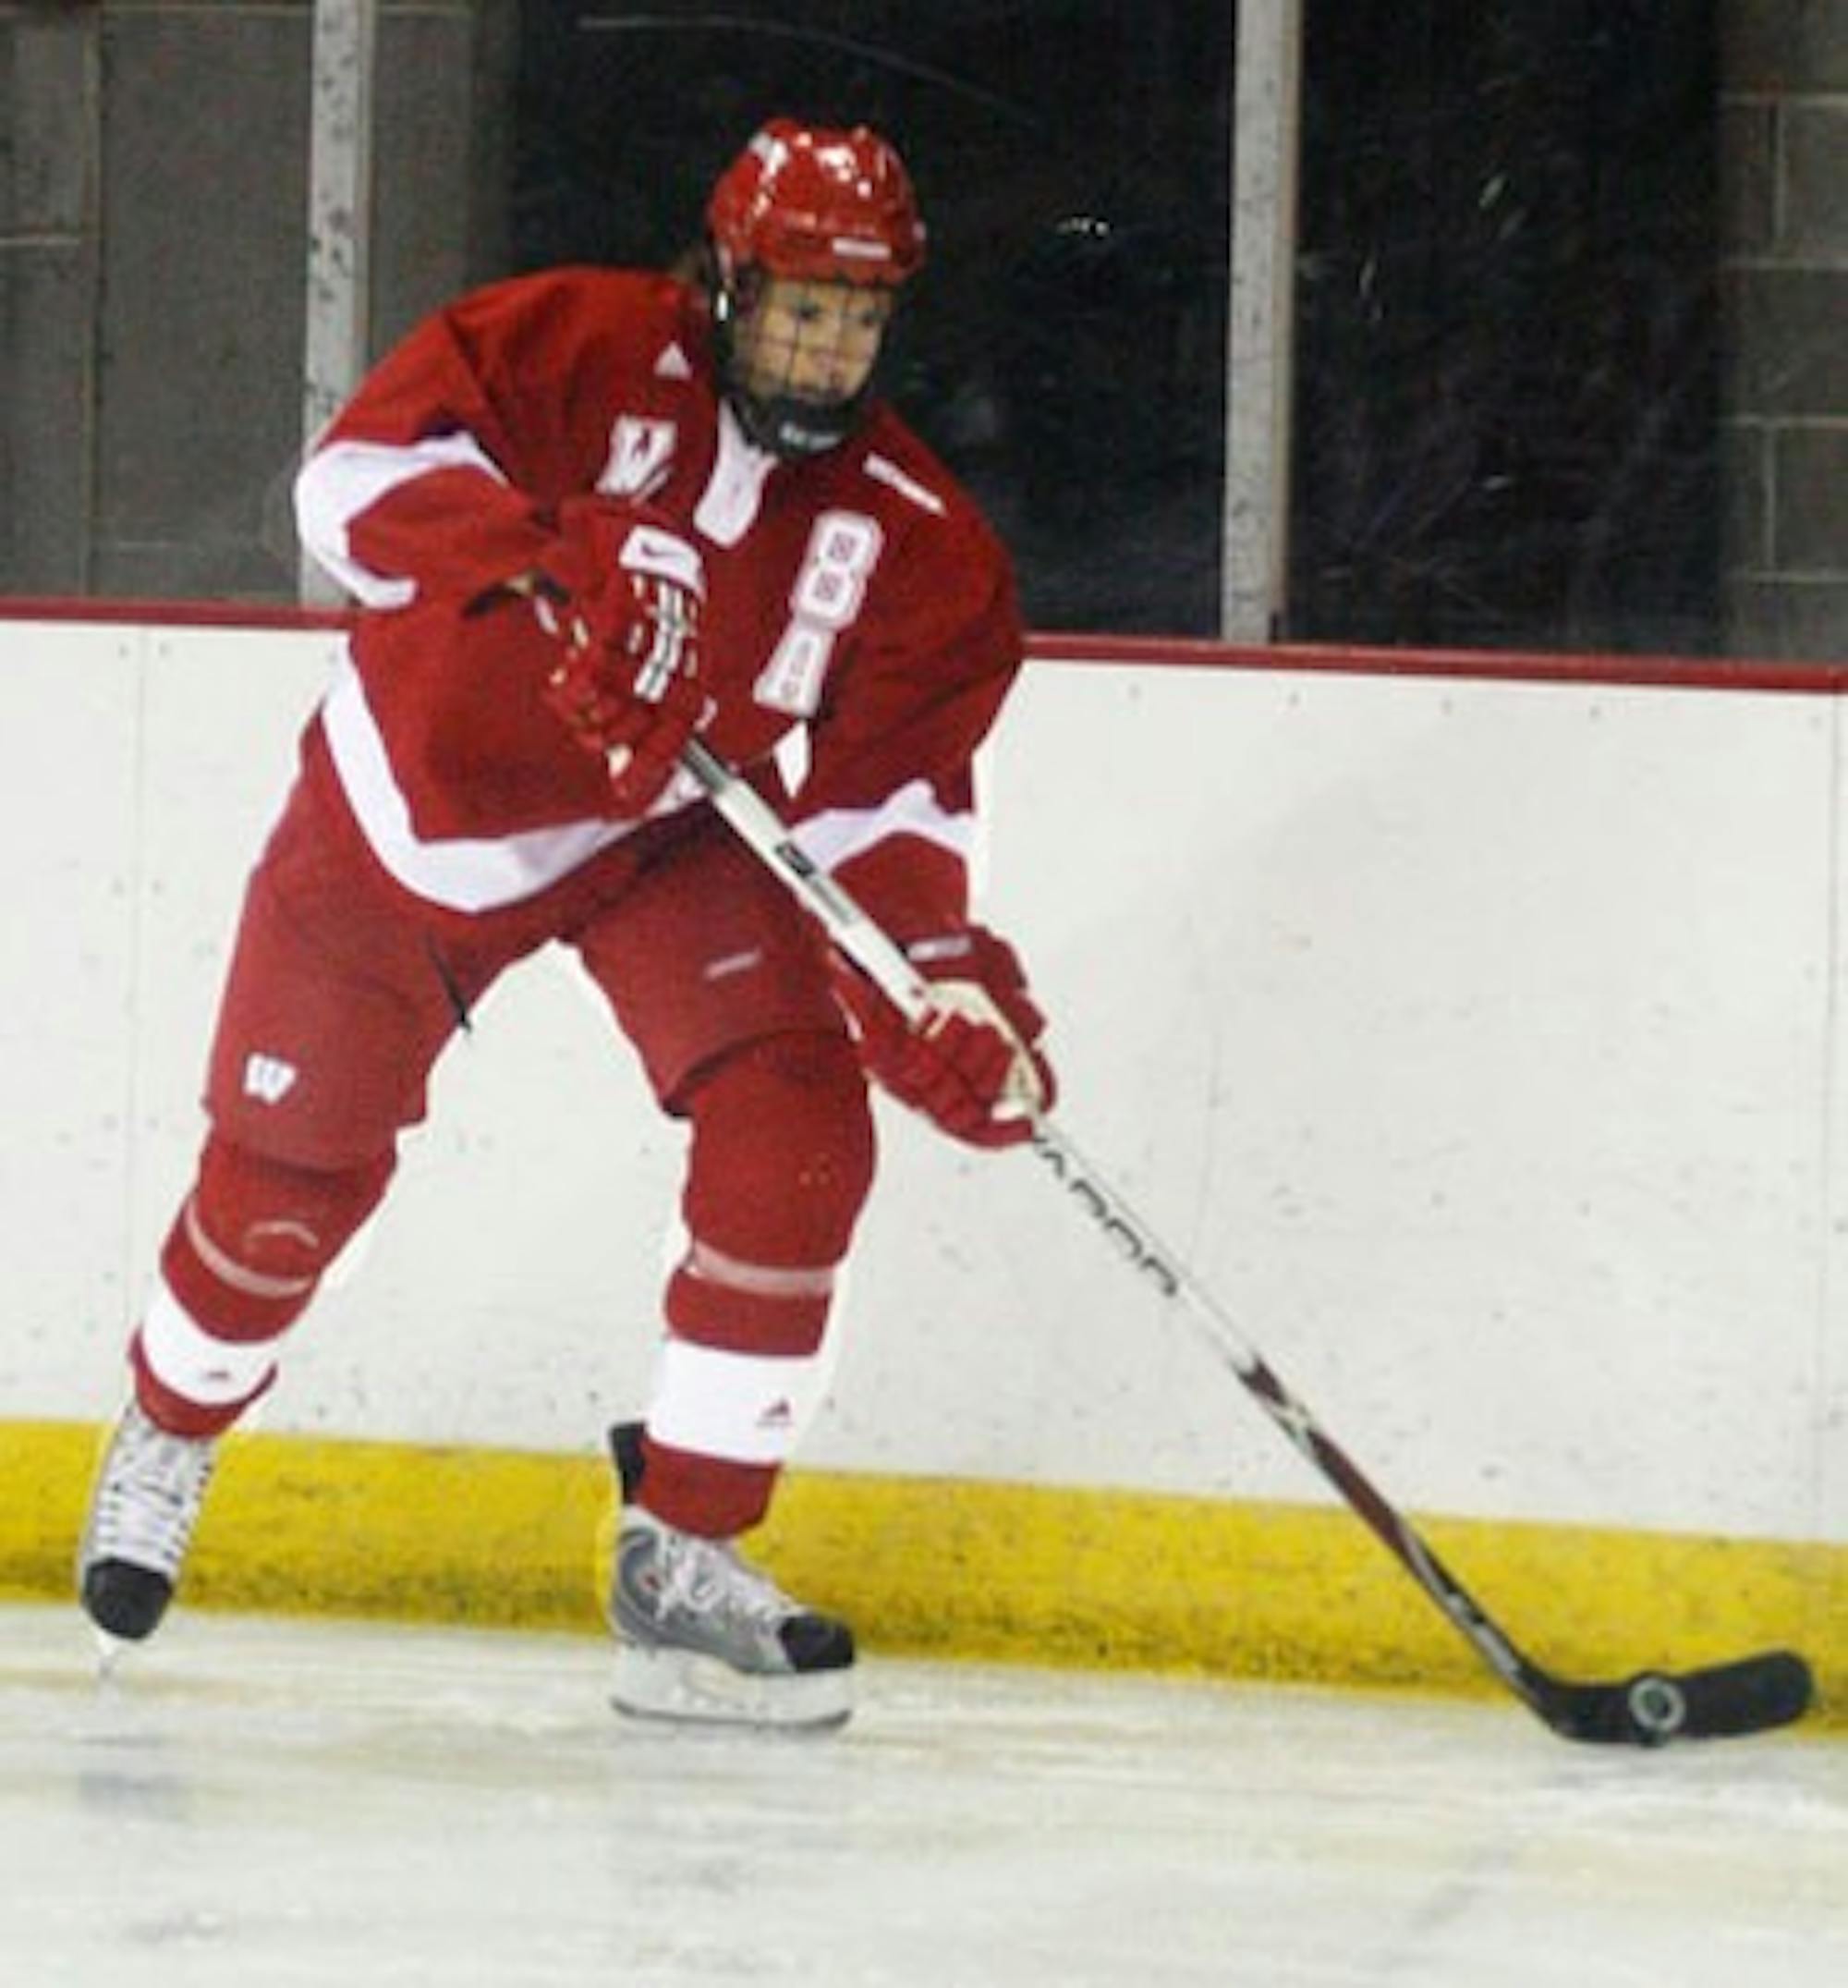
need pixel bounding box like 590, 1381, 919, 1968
1545, 1649, 1815, 1746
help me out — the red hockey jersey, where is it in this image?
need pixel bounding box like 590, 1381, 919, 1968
294, 267, 1023, 932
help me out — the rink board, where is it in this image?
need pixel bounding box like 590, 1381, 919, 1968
0, 610, 1843, 1721
4, 1419, 1841, 1720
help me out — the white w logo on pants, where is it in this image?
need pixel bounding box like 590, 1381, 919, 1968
242, 1053, 298, 1105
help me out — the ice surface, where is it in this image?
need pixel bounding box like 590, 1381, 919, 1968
0, 1604, 1841, 1986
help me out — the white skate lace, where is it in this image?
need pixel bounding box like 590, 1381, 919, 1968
90, 1408, 215, 1579
654, 1531, 794, 1632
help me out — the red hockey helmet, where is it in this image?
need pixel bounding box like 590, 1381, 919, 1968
707, 119, 926, 288
703, 121, 924, 456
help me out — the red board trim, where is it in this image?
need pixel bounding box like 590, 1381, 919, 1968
2, 596, 1842, 693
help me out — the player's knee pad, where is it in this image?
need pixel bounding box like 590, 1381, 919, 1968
163, 1134, 396, 1338
680, 1031, 875, 1268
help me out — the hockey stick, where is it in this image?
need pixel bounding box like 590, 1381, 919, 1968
680, 739, 1814, 1745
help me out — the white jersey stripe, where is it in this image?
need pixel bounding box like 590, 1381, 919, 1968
793, 775, 973, 874
862, 452, 947, 516
320, 650, 640, 911
296, 433, 511, 608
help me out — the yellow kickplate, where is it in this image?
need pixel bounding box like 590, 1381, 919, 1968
6, 1419, 1841, 1729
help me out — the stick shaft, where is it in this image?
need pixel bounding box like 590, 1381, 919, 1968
679, 741, 1574, 1721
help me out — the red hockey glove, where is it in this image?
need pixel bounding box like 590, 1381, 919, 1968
521, 498, 706, 815
833, 925, 1057, 1150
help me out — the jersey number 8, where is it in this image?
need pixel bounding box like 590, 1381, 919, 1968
755, 511, 884, 716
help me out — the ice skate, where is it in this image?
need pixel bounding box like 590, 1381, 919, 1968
77, 1400, 218, 1655
605, 1422, 855, 1730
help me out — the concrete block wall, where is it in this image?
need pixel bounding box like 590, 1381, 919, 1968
1720, 0, 1848, 656
0, 4, 97, 592
0, 0, 492, 598
3, 6, 1844, 657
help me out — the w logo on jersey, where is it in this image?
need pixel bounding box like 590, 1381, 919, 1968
243, 1053, 298, 1105
598, 417, 677, 499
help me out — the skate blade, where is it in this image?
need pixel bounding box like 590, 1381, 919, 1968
611, 1644, 853, 1732
89, 1625, 134, 1683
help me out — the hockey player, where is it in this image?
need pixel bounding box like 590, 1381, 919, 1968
77, 119, 1054, 1729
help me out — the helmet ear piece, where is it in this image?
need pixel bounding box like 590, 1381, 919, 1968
705, 240, 761, 322
730, 262, 766, 321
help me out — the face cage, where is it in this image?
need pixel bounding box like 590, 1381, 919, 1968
710, 267, 892, 460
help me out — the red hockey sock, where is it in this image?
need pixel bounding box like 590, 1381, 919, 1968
132, 1138, 392, 1438
638, 1034, 873, 1534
